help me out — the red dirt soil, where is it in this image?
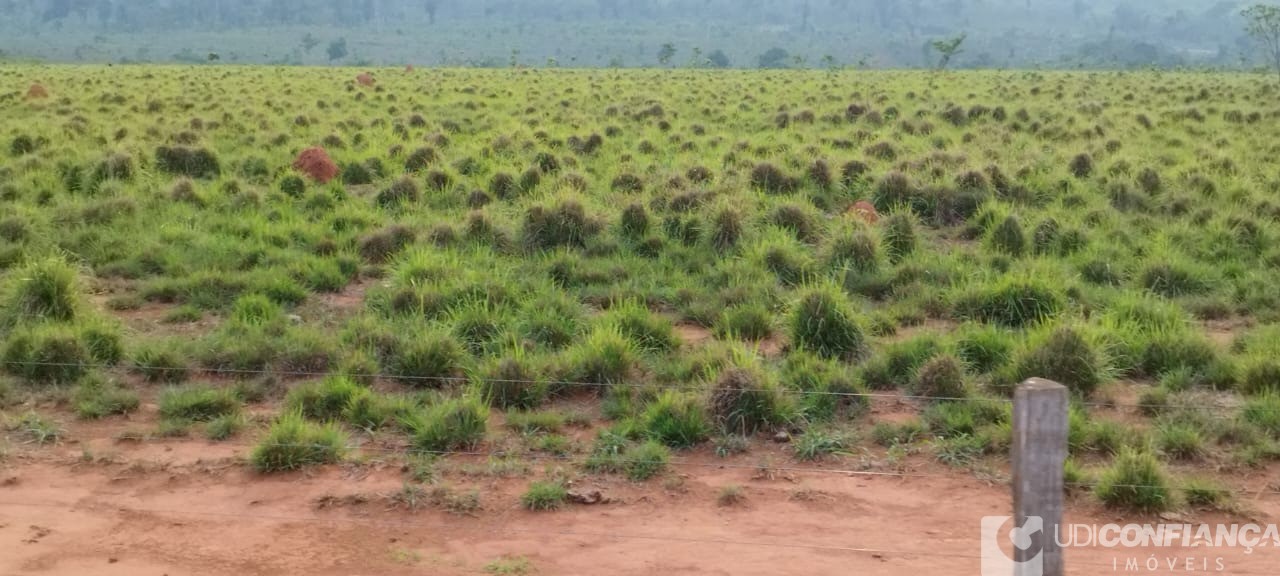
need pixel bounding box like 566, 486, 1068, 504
3, 440, 1277, 576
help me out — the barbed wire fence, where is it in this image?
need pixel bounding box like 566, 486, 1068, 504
3, 361, 1280, 574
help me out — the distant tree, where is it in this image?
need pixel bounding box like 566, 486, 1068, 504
425, 0, 439, 25
757, 47, 790, 69
1242, 4, 1280, 80
207, 52, 220, 62
327, 37, 348, 62
821, 54, 838, 71
707, 49, 731, 68
688, 47, 703, 68
301, 33, 320, 54
931, 33, 967, 69
658, 42, 676, 66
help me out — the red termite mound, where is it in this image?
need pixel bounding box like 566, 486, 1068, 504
356, 73, 375, 87
26, 84, 49, 99
405, 64, 415, 73
847, 200, 880, 225
292, 147, 340, 184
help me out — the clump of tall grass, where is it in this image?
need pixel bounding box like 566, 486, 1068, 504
405, 397, 489, 452
251, 412, 347, 472
708, 366, 796, 435
2, 258, 83, 325
789, 285, 866, 360
1011, 325, 1111, 396
953, 275, 1064, 328
1095, 448, 1173, 512
642, 391, 711, 448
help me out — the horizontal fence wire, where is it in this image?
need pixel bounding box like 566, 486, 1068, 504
8, 435, 1280, 499
0, 499, 1231, 574
0, 359, 1261, 415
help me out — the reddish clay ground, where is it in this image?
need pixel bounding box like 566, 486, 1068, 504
3, 433, 1278, 575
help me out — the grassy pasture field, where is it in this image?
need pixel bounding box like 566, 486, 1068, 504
2, 66, 1280, 569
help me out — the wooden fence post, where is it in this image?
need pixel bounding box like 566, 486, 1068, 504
1012, 378, 1068, 576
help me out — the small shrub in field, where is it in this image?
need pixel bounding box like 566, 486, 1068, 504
933, 434, 987, 467
359, 225, 416, 264
478, 357, 547, 410
608, 300, 677, 353
872, 172, 916, 211
1242, 393, 1280, 435
1013, 326, 1108, 396
762, 244, 812, 286
707, 367, 795, 435
1069, 153, 1093, 179
292, 147, 339, 183
871, 420, 924, 447
716, 303, 773, 340
286, 376, 366, 421
861, 335, 944, 390
564, 326, 635, 384
827, 229, 880, 273
1240, 358, 1280, 395
9, 411, 61, 445
159, 385, 241, 422
520, 200, 602, 251
517, 294, 581, 350
619, 203, 649, 239
1155, 420, 1205, 461
390, 331, 465, 386
376, 176, 421, 208
988, 215, 1027, 257
155, 145, 220, 179
206, 412, 248, 441
229, 294, 282, 328
10, 133, 39, 155
340, 162, 373, 185
793, 430, 848, 461
251, 412, 347, 472
521, 481, 568, 511
1182, 478, 1231, 509
91, 152, 135, 184
923, 400, 1008, 437
3, 258, 81, 324
2, 325, 92, 384
406, 147, 438, 172
279, 174, 306, 197
407, 397, 489, 452
505, 409, 566, 434
768, 204, 818, 243
789, 286, 866, 360
1139, 262, 1211, 297
955, 324, 1014, 374
881, 213, 917, 263
710, 207, 744, 252
642, 391, 710, 448
749, 163, 798, 194
1095, 449, 1172, 512
130, 343, 190, 383
717, 485, 747, 506
73, 375, 139, 419
914, 355, 967, 400
626, 440, 671, 481
954, 276, 1063, 328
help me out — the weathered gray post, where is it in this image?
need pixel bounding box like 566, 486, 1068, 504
1012, 378, 1068, 576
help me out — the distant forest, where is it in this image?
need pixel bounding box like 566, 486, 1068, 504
0, 0, 1267, 69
